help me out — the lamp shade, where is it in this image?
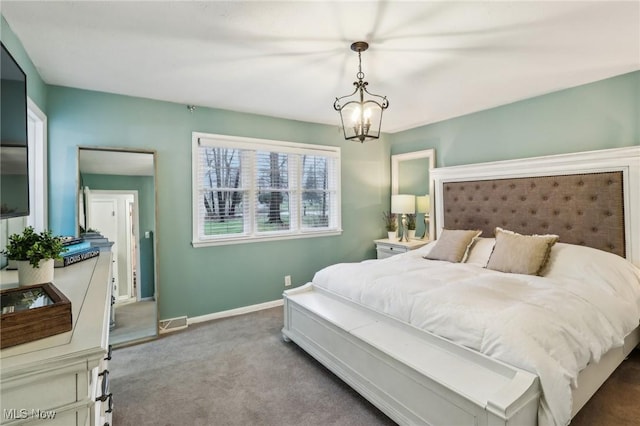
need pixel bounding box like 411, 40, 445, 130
416, 195, 430, 213
391, 194, 415, 214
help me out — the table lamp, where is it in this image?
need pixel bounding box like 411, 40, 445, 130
416, 195, 430, 240
391, 194, 416, 242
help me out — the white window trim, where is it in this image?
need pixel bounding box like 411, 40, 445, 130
1, 98, 47, 262
192, 132, 342, 247
27, 97, 47, 231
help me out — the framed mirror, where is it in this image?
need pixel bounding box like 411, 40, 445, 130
391, 149, 435, 240
78, 147, 158, 346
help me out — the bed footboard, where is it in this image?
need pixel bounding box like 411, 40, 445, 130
282, 283, 540, 426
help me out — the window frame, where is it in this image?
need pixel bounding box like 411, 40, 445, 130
192, 132, 342, 247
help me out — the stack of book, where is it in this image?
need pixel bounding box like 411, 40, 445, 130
55, 237, 100, 268
80, 232, 114, 251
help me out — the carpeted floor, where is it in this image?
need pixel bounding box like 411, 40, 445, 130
111, 307, 640, 426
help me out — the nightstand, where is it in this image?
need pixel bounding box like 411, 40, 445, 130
374, 238, 429, 259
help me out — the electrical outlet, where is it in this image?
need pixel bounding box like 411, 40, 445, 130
284, 275, 292, 287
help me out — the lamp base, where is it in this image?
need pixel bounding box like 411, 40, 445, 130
400, 214, 409, 242
422, 216, 430, 240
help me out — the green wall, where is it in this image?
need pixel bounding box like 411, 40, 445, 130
82, 174, 155, 299
0, 15, 47, 112
390, 71, 640, 164
47, 86, 391, 320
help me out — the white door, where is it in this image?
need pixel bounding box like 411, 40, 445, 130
87, 191, 136, 303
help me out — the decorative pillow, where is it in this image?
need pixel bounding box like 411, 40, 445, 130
464, 237, 496, 267
424, 229, 482, 263
486, 227, 559, 275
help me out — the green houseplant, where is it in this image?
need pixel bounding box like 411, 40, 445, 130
2, 227, 65, 286
406, 214, 417, 239
382, 211, 398, 240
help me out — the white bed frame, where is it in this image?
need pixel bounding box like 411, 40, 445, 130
283, 146, 640, 425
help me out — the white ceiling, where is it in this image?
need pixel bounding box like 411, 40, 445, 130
3, 1, 639, 133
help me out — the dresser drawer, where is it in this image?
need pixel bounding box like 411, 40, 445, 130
1, 407, 83, 425
1, 362, 89, 412
375, 239, 428, 259
376, 244, 409, 257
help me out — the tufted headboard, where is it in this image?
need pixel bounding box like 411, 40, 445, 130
441, 171, 624, 257
431, 147, 640, 265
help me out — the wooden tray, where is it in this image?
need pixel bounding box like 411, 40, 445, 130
0, 282, 72, 349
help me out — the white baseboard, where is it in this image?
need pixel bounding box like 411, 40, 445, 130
188, 299, 283, 325
158, 299, 284, 334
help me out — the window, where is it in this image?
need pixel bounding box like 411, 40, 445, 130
192, 133, 341, 247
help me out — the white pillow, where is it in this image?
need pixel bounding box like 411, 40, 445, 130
544, 243, 640, 313
465, 237, 495, 267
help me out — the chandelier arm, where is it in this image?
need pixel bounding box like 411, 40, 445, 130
333, 86, 362, 111
361, 87, 390, 109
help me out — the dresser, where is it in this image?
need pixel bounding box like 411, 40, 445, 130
0, 254, 113, 426
374, 238, 429, 259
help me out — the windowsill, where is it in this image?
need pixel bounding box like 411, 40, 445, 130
192, 229, 343, 248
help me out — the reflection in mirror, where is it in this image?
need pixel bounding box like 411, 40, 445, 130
78, 147, 158, 346
391, 149, 435, 240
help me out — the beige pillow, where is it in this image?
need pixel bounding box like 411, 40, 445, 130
486, 227, 559, 275
424, 229, 482, 263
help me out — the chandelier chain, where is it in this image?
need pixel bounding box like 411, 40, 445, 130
357, 51, 365, 81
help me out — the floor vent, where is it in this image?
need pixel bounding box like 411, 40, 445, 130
159, 316, 188, 334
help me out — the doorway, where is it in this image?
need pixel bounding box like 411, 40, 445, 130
78, 147, 158, 346
87, 190, 138, 304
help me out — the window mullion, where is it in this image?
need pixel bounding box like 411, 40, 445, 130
291, 155, 300, 232
246, 150, 256, 237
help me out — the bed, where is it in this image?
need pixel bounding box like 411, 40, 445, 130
282, 146, 640, 426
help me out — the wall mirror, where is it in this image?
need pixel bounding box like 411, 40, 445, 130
78, 147, 158, 346
391, 149, 435, 240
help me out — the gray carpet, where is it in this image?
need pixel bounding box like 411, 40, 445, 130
111, 307, 640, 426
111, 307, 395, 426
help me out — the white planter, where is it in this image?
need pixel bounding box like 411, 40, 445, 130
407, 230, 416, 240
387, 231, 397, 241
17, 259, 55, 287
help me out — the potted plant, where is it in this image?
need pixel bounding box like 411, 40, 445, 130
407, 214, 417, 240
382, 211, 398, 240
2, 227, 65, 286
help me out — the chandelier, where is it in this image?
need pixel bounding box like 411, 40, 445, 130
333, 41, 389, 143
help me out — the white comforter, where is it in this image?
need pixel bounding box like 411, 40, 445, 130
312, 241, 640, 426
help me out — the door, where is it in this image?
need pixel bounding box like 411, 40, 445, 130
87, 190, 136, 303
